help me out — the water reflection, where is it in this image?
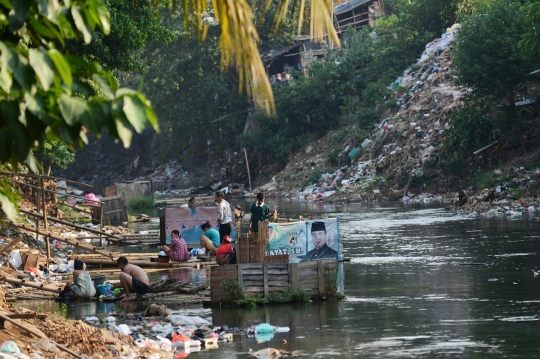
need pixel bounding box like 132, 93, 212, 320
18, 201, 540, 358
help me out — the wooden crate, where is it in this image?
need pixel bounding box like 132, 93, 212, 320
236, 221, 289, 264
91, 195, 128, 225
209, 260, 338, 302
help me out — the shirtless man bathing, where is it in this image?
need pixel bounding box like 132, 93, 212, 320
111, 256, 150, 301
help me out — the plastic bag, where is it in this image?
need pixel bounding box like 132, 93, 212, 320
168, 315, 210, 326
8, 250, 22, 268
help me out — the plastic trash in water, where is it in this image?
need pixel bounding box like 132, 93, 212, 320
254, 323, 274, 333
275, 326, 290, 333
0, 340, 20, 353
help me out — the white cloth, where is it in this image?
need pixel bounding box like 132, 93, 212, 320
217, 200, 232, 224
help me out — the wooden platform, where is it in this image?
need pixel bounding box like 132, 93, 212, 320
210, 260, 338, 302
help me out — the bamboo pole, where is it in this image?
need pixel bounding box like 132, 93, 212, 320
39, 177, 49, 230
45, 234, 51, 267
99, 202, 104, 246
0, 237, 23, 255
19, 209, 123, 242
82, 258, 214, 268
243, 148, 252, 196
58, 201, 92, 215
0, 276, 63, 293
0, 313, 83, 359
15, 224, 113, 258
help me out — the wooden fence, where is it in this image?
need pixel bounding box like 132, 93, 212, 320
91, 195, 128, 225
210, 260, 338, 302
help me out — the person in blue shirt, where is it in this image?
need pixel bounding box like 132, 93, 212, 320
200, 221, 220, 253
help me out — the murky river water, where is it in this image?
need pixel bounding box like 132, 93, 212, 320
21, 200, 540, 358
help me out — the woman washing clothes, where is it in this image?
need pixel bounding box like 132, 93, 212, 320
161, 230, 189, 262
66, 258, 96, 299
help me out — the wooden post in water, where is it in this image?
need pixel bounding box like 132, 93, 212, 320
243, 148, 252, 196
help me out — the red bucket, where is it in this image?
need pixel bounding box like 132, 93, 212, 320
158, 255, 169, 263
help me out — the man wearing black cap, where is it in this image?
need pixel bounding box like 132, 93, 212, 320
304, 221, 338, 260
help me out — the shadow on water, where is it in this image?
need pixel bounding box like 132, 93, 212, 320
17, 200, 540, 358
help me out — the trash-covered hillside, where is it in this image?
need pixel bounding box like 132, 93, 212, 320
263, 24, 540, 216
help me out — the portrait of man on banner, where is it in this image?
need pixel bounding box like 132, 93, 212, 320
303, 221, 339, 260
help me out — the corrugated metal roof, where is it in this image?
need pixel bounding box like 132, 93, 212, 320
261, 43, 303, 63
334, 0, 374, 15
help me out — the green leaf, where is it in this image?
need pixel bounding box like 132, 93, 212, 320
24, 92, 44, 116
122, 95, 147, 134
36, 0, 48, 16
28, 49, 55, 91
115, 118, 133, 148
91, 74, 114, 100
0, 68, 12, 93
49, 49, 72, 87
116, 88, 138, 97
0, 193, 18, 224
26, 152, 39, 173
57, 12, 77, 40
71, 7, 92, 44
92, 0, 110, 34
8, 0, 32, 31
58, 94, 88, 125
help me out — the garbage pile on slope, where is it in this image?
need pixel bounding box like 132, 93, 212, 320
361, 24, 465, 194
262, 25, 465, 203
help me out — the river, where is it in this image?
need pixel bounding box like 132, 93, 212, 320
21, 200, 540, 358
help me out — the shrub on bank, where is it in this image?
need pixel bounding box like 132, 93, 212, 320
127, 197, 155, 210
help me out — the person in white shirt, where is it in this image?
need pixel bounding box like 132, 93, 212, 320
215, 191, 232, 242
180, 197, 195, 208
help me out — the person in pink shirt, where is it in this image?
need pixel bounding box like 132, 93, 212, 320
161, 230, 189, 262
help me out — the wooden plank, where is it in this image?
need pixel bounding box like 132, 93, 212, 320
266, 269, 289, 275
103, 208, 125, 215
241, 264, 264, 270
267, 263, 288, 269
243, 280, 264, 286
237, 264, 243, 287
298, 278, 318, 285
289, 263, 298, 289
0, 237, 23, 255
298, 261, 317, 268
244, 286, 264, 293
268, 280, 289, 287
263, 264, 269, 298
317, 260, 325, 296
212, 265, 237, 273
241, 270, 264, 275
24, 253, 39, 270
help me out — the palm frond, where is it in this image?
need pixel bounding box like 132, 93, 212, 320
181, 0, 341, 115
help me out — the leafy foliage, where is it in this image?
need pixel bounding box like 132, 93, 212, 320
127, 197, 155, 210
442, 100, 496, 175
453, 0, 538, 101
34, 141, 76, 173
519, 0, 540, 60
0, 0, 159, 222
66, 0, 176, 73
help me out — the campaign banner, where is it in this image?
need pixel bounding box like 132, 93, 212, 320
164, 207, 236, 245
266, 218, 341, 263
